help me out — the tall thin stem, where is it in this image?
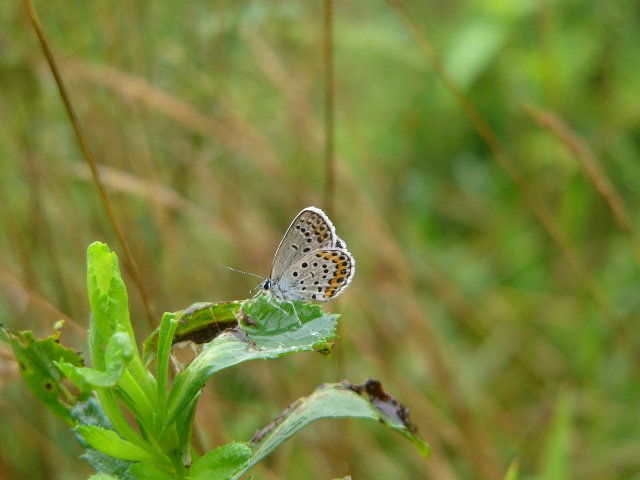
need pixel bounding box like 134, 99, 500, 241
323, 0, 335, 217
23, 0, 156, 330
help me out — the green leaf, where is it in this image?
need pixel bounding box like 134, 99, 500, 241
156, 313, 179, 414
126, 462, 175, 480
57, 329, 134, 388
189, 442, 252, 480
88, 474, 120, 480
174, 396, 198, 468
87, 242, 133, 368
230, 380, 430, 479
86, 242, 156, 423
72, 396, 116, 430
163, 295, 338, 430
240, 295, 337, 351
77, 425, 158, 463
142, 301, 242, 367
1, 321, 86, 421
72, 398, 134, 479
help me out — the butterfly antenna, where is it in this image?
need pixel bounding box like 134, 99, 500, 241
227, 267, 264, 280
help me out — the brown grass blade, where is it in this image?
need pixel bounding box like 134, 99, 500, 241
23, 0, 156, 329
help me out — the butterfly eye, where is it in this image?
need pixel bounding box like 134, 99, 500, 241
262, 280, 271, 290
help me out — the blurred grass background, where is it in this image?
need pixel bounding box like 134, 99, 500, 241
1, 0, 640, 478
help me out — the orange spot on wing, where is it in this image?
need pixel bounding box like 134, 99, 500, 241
316, 251, 339, 261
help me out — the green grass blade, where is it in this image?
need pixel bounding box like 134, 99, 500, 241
539, 391, 573, 480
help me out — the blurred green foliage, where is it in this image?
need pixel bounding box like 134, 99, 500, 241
1, 0, 639, 478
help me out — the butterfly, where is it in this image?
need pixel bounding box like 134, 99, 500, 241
259, 206, 355, 302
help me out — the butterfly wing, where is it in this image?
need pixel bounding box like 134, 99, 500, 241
275, 248, 355, 302
270, 207, 337, 281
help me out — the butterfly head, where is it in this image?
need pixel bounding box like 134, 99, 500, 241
260, 279, 272, 292
259, 278, 284, 298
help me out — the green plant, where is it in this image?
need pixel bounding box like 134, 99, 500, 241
1, 242, 428, 479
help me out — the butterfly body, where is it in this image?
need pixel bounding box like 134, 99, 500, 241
260, 206, 355, 302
